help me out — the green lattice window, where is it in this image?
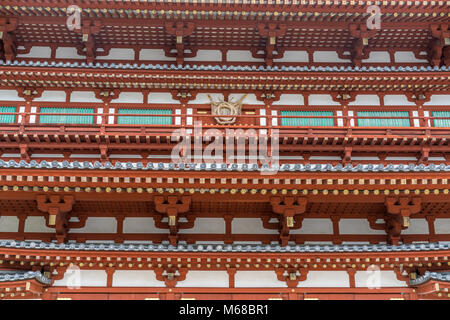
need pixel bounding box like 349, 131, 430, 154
356, 111, 410, 127
280, 111, 334, 126
432, 111, 450, 127
117, 109, 172, 125
39, 107, 94, 124
0, 106, 16, 123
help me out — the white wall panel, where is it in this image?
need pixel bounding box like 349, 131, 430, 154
55, 47, 84, 59
274, 51, 309, 63
348, 95, 380, 106
339, 219, 386, 234
433, 219, 450, 234
54, 270, 107, 287
0, 90, 25, 101
33, 90, 67, 102
232, 218, 278, 234
235, 271, 286, 288
355, 270, 407, 287
179, 218, 225, 234
298, 271, 349, 287
401, 219, 429, 234
308, 94, 341, 106
113, 270, 164, 287
177, 271, 229, 287
74, 218, 117, 233
290, 219, 333, 234
363, 51, 390, 63
24, 217, 54, 233
70, 91, 102, 102
185, 50, 221, 61
313, 51, 351, 63
0, 216, 18, 232
17, 46, 51, 58
272, 94, 304, 105
395, 51, 427, 63
123, 218, 164, 233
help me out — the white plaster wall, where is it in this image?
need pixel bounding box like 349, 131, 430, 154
140, 49, 174, 61
112, 92, 143, 103
73, 218, 117, 233
355, 270, 407, 287
179, 218, 225, 234
185, 50, 222, 62
227, 50, 264, 62
424, 95, 450, 106
383, 95, 416, 106
434, 219, 450, 234
97, 48, 134, 60
33, 90, 67, 102
308, 94, 341, 106
17, 46, 51, 58
123, 218, 164, 233
0, 216, 18, 232
24, 216, 54, 233
235, 271, 286, 288
363, 51, 390, 63
0, 90, 25, 101
290, 219, 333, 234
402, 219, 429, 234
395, 51, 428, 63
232, 218, 278, 234
348, 94, 380, 106
298, 271, 349, 287
272, 94, 304, 105
54, 270, 107, 287
177, 271, 229, 287
148, 92, 179, 104
339, 219, 385, 235
313, 51, 351, 63
275, 51, 309, 63
55, 47, 84, 59
70, 91, 102, 103
113, 270, 164, 287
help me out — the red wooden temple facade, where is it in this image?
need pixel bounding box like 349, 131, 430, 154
0, 0, 449, 300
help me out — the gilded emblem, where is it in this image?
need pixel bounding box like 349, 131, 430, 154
208, 94, 248, 125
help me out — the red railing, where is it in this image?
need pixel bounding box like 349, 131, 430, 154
0, 103, 449, 137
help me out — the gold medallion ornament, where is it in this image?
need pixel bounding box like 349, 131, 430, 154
208, 94, 248, 125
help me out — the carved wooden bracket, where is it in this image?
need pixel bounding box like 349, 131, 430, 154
405, 92, 432, 105
50, 266, 68, 285
170, 89, 198, 104
384, 196, 422, 245
257, 23, 286, 66
346, 24, 378, 67
393, 266, 410, 282
254, 91, 281, 105
275, 267, 308, 288
154, 195, 192, 245
270, 196, 307, 246
154, 267, 188, 288
74, 20, 104, 63
94, 89, 120, 103
342, 146, 352, 165
36, 195, 75, 243
0, 18, 18, 62
427, 24, 450, 67
330, 92, 357, 105
165, 22, 196, 65
17, 87, 44, 102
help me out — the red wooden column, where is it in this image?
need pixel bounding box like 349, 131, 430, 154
227, 268, 237, 288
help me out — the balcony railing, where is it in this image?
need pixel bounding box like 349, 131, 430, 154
0, 103, 450, 137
